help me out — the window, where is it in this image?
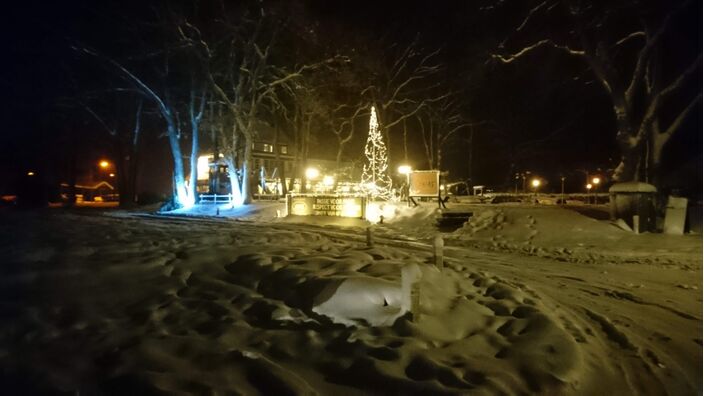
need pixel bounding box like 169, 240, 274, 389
262, 144, 274, 153
280, 145, 288, 154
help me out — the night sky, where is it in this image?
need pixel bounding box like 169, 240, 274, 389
0, 0, 701, 197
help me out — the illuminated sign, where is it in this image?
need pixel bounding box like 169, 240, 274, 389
409, 170, 440, 197
287, 194, 366, 218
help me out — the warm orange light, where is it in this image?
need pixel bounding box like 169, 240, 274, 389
27, 171, 35, 176
109, 173, 115, 177
99, 160, 109, 168
586, 183, 593, 190
592, 177, 600, 185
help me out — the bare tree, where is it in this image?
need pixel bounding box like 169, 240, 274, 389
358, 38, 451, 163
417, 95, 473, 170
181, 6, 345, 203
492, 0, 702, 185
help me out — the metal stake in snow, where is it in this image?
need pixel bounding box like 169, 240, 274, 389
433, 234, 444, 270
366, 226, 374, 247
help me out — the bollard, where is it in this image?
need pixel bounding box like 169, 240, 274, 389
433, 234, 444, 270
379, 215, 384, 224
410, 282, 421, 321
276, 209, 281, 218
633, 215, 640, 234
216, 207, 220, 216
401, 264, 422, 322
366, 226, 374, 247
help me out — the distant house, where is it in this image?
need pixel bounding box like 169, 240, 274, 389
196, 124, 356, 197
60, 181, 117, 202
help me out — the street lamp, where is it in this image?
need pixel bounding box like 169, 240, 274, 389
322, 175, 334, 188
586, 183, 592, 204
397, 165, 412, 205
305, 167, 319, 180
591, 177, 600, 204
531, 179, 541, 203
99, 160, 110, 169
560, 176, 566, 204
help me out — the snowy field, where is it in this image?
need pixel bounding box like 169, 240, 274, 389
0, 202, 701, 394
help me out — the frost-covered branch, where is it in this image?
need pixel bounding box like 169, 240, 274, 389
491, 39, 585, 63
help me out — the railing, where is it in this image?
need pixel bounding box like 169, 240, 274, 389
199, 194, 233, 204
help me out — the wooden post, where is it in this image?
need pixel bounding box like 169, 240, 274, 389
366, 227, 374, 247
633, 215, 640, 234
410, 282, 421, 321
433, 234, 444, 270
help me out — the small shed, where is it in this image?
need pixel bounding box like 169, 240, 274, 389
609, 182, 657, 233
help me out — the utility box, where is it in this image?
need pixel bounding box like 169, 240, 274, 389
609, 182, 657, 233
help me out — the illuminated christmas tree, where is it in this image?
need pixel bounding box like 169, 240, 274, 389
361, 106, 393, 200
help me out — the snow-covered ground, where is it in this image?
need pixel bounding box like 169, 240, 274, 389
0, 202, 700, 394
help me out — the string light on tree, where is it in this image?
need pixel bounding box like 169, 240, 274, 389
361, 106, 393, 200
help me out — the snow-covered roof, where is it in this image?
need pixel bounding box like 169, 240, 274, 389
608, 182, 657, 193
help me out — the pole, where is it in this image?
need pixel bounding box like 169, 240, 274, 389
560, 177, 565, 205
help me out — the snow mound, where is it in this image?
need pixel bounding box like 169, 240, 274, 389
312, 264, 421, 326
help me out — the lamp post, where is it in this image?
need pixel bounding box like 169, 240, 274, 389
560, 176, 565, 205
591, 177, 600, 205
398, 165, 412, 206
305, 167, 319, 193
586, 183, 592, 204
531, 179, 541, 204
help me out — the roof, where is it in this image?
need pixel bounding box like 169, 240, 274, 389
608, 182, 657, 193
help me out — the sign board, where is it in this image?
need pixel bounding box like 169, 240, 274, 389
663, 196, 687, 235
287, 194, 366, 218
409, 170, 440, 197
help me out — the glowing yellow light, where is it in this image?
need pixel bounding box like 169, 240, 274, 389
99, 160, 109, 168
592, 177, 600, 185
397, 165, 412, 175
341, 198, 362, 217
291, 202, 308, 215
197, 155, 211, 181
305, 167, 319, 180
109, 173, 115, 177
586, 183, 592, 190
27, 171, 35, 176
323, 175, 334, 186
365, 202, 380, 222
531, 179, 541, 188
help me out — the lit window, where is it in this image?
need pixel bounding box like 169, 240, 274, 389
263, 144, 274, 153
280, 145, 288, 154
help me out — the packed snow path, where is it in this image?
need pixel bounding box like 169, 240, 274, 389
0, 211, 700, 394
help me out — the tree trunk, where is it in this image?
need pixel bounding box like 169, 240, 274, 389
242, 133, 253, 204
167, 122, 191, 207
403, 118, 408, 162
224, 156, 243, 205
189, 120, 199, 204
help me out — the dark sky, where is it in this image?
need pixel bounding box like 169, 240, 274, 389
0, 0, 701, 196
